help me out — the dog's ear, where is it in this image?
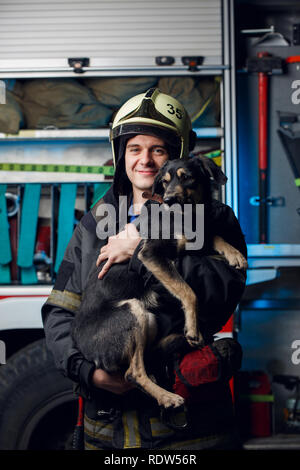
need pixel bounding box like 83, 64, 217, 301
152, 162, 168, 196
152, 172, 164, 196
193, 156, 227, 185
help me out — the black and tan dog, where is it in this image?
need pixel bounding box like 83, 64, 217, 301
71, 156, 247, 409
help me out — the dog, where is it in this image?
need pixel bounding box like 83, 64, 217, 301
71, 156, 247, 409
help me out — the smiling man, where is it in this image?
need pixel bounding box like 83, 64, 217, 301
42, 88, 247, 450
125, 134, 169, 203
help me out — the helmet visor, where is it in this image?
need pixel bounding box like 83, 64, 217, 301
110, 122, 181, 149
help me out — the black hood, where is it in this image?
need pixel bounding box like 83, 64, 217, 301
113, 135, 135, 197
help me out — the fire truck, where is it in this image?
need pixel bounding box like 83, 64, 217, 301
0, 0, 239, 449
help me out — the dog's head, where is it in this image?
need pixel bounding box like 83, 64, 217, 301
152, 156, 227, 205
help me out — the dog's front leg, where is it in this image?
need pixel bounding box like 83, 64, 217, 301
138, 246, 203, 348
125, 341, 185, 409
123, 299, 185, 408
213, 236, 248, 270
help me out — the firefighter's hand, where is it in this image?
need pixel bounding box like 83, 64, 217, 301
92, 369, 135, 395
96, 223, 141, 279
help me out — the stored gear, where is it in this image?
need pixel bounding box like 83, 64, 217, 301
110, 88, 196, 166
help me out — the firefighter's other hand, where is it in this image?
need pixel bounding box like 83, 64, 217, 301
96, 224, 141, 279
92, 369, 135, 395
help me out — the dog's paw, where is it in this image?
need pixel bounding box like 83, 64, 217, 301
186, 335, 204, 348
159, 392, 185, 409
225, 249, 248, 270
184, 328, 204, 348
213, 236, 248, 270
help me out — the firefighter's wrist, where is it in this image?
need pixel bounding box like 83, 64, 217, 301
79, 359, 96, 388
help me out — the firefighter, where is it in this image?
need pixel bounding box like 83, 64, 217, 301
42, 88, 247, 450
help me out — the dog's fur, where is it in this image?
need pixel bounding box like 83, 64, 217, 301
71, 156, 247, 409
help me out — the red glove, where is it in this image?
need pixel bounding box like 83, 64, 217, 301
173, 339, 242, 403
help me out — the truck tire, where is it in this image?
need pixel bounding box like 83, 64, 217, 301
0, 338, 77, 450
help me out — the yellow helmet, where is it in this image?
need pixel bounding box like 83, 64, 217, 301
110, 88, 196, 167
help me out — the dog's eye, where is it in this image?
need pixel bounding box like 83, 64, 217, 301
180, 173, 190, 180
162, 179, 168, 185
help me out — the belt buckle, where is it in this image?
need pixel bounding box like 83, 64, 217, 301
97, 408, 119, 422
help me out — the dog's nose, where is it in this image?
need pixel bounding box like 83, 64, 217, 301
163, 196, 177, 206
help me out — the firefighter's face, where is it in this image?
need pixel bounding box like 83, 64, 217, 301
125, 134, 169, 192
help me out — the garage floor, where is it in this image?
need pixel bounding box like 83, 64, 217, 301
242, 433, 300, 450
